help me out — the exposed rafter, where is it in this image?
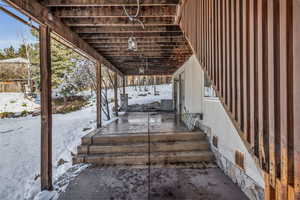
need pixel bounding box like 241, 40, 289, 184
8, 0, 192, 74
43, 0, 180, 7
51, 6, 177, 18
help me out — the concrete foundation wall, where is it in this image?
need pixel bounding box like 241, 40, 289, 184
202, 98, 264, 200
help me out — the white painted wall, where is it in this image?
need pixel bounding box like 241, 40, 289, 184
172, 54, 265, 197
173, 55, 204, 113
203, 98, 264, 188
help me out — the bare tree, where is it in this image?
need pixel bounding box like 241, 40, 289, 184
17, 31, 33, 96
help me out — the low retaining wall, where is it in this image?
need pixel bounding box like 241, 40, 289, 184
180, 101, 264, 200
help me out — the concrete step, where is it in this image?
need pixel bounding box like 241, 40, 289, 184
78, 140, 209, 155
73, 151, 215, 166
82, 131, 206, 145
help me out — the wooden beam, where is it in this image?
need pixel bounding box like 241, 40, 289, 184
100, 49, 191, 53
45, 0, 180, 7
107, 57, 183, 62
85, 37, 186, 44
91, 43, 187, 48
292, 0, 300, 198
257, 0, 267, 169
106, 55, 190, 59
71, 25, 181, 33
96, 62, 102, 128
62, 17, 174, 26
278, 0, 289, 198
95, 47, 189, 52
267, 0, 276, 189
124, 70, 175, 75
52, 6, 176, 18
110, 64, 182, 69
236, 0, 242, 126
39, 25, 52, 191
79, 32, 183, 38
110, 61, 183, 65
231, 0, 237, 120
5, 0, 122, 76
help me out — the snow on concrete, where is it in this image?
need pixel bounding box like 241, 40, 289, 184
126, 84, 172, 105
0, 84, 172, 200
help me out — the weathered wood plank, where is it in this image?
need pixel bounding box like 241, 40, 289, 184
249, 0, 255, 149
85, 37, 186, 44
292, 0, 300, 198
228, 0, 232, 113
278, 0, 289, 198
257, 0, 267, 170
39, 25, 52, 191
267, 0, 276, 189
224, 0, 229, 105
53, 6, 176, 18
45, 0, 180, 7
78, 32, 183, 38
236, 0, 242, 126
62, 17, 175, 26
231, 0, 237, 119
71, 25, 181, 33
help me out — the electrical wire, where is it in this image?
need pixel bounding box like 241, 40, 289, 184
123, 0, 145, 29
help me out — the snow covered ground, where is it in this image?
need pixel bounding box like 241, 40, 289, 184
0, 93, 40, 113
0, 84, 172, 200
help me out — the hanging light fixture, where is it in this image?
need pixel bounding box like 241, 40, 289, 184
128, 36, 138, 51
123, 0, 145, 52
139, 66, 145, 74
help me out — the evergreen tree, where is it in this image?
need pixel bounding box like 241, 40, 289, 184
29, 28, 81, 89
3, 45, 16, 58
17, 44, 27, 58
50, 39, 80, 88
0, 50, 5, 59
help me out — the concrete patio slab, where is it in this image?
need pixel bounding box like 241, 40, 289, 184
58, 166, 248, 200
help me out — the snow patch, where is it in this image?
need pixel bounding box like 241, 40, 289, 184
0, 93, 40, 113
0, 84, 172, 200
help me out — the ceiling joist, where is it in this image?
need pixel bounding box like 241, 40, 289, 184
43, 0, 180, 7
8, 0, 191, 75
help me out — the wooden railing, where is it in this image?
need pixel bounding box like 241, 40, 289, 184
179, 0, 300, 199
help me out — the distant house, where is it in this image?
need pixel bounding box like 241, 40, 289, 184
0, 57, 30, 92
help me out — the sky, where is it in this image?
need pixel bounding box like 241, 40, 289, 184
0, 1, 38, 50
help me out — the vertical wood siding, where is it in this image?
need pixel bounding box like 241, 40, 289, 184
180, 0, 300, 199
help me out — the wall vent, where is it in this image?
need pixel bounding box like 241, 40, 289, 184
212, 136, 218, 148
235, 151, 245, 170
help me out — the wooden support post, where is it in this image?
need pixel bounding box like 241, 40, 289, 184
114, 72, 118, 117
39, 25, 52, 191
123, 75, 126, 96
96, 62, 102, 128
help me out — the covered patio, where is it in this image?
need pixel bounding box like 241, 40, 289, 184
2, 0, 300, 199
59, 112, 247, 200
